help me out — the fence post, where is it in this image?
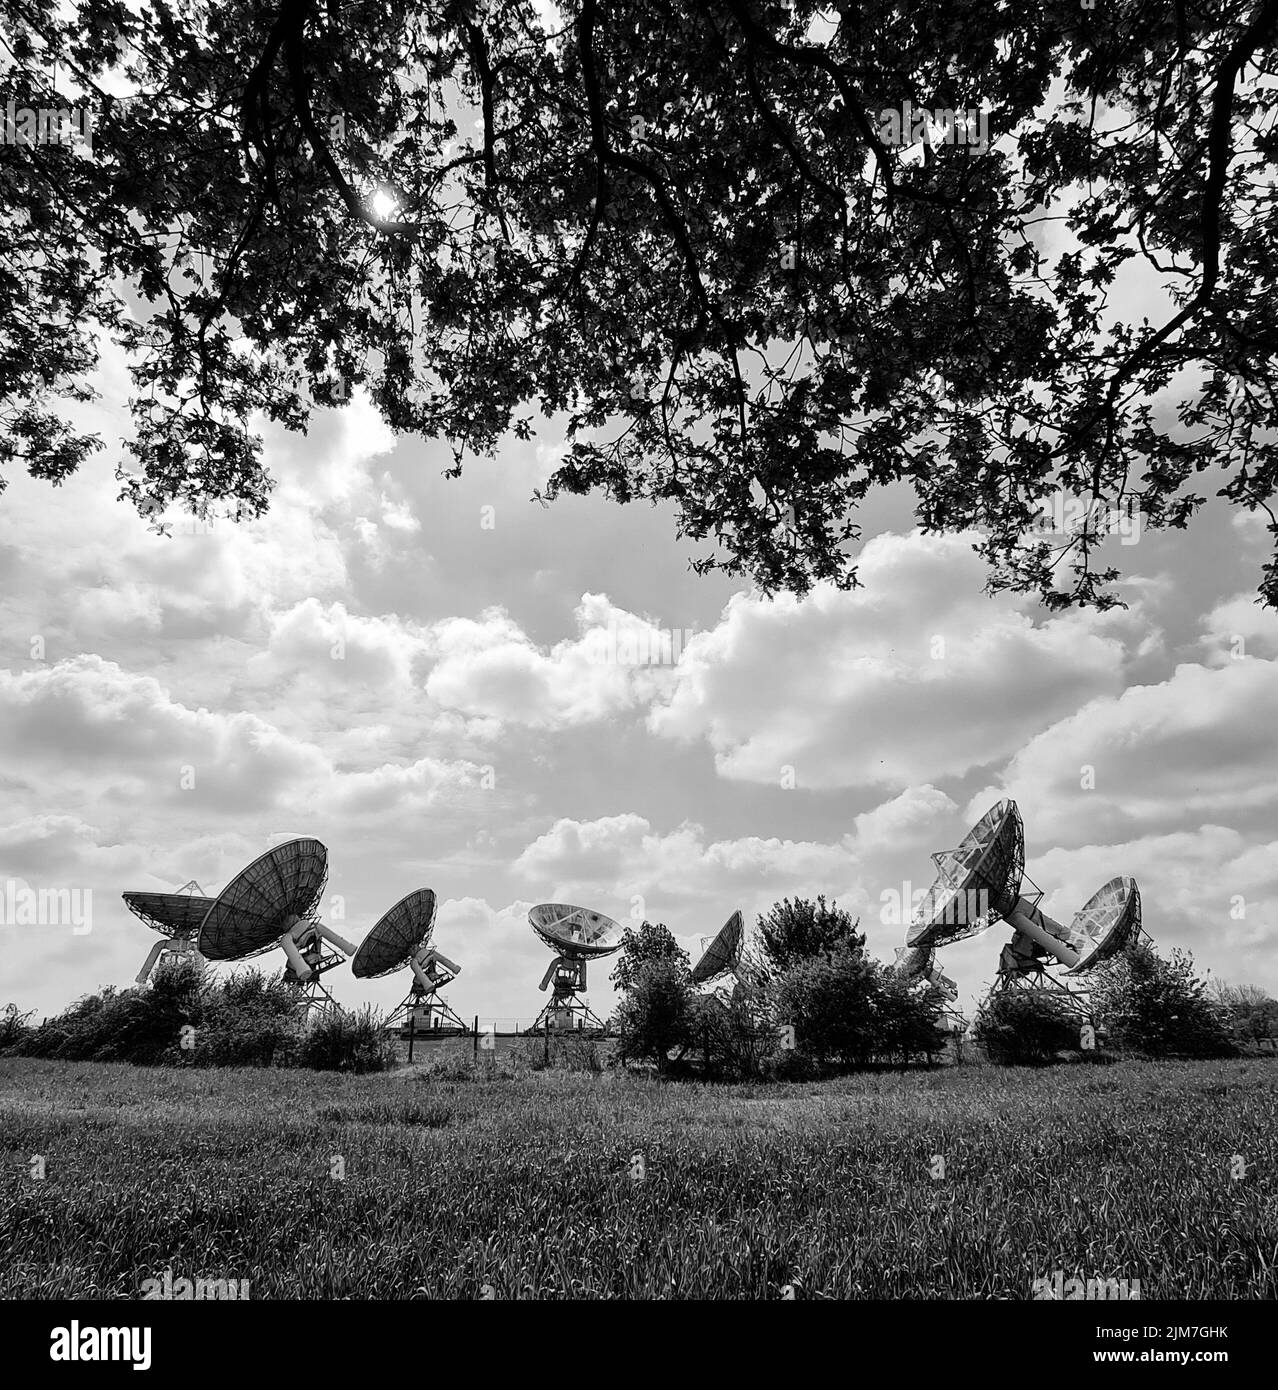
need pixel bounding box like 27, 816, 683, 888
544, 1018, 550, 1065
407, 1010, 415, 1063
473, 1015, 479, 1059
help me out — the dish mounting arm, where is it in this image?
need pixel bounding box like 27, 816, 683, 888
135, 939, 166, 984
426, 948, 460, 978
409, 948, 461, 991
311, 918, 357, 957
279, 918, 314, 981
1006, 899, 1080, 968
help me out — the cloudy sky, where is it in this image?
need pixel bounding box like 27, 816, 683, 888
3, 319, 1278, 1026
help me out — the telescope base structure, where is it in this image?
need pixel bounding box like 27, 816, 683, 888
286, 942, 347, 1021
289, 975, 343, 1021
989, 953, 1093, 1017
388, 986, 469, 1036
525, 989, 610, 1037
136, 940, 203, 986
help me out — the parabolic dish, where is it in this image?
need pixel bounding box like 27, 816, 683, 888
893, 943, 934, 980
351, 888, 438, 979
691, 910, 744, 985
1066, 876, 1141, 974
893, 944, 958, 1002
528, 903, 623, 958
906, 801, 1025, 949
122, 892, 216, 939
197, 838, 328, 961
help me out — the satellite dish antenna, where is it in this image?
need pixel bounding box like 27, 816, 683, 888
196, 838, 357, 1019
123, 880, 213, 984
525, 903, 623, 1035
691, 910, 744, 988
993, 873, 1145, 996
906, 801, 1025, 951
892, 944, 958, 1003
1064, 877, 1143, 975
351, 889, 466, 1036
890, 800, 1025, 1028
689, 909, 766, 1009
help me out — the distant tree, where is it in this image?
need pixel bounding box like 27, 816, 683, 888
1233, 997, 1278, 1044
973, 990, 1084, 1066
615, 958, 696, 1074
1206, 978, 1278, 1043
610, 919, 690, 994
757, 895, 863, 976
1090, 944, 1236, 1059
1208, 979, 1274, 1009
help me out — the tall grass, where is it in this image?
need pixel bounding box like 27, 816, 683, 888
1, 1056, 1274, 1299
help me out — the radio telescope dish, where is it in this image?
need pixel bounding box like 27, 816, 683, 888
196, 839, 356, 1019
198, 838, 329, 961
977, 815, 1144, 1009
906, 801, 1024, 949
992, 878, 1141, 988
352, 889, 437, 979
123, 891, 215, 939
528, 903, 624, 959
892, 944, 958, 1003
123, 882, 212, 985
691, 910, 744, 986
1066, 876, 1142, 974
526, 903, 622, 1035
352, 889, 466, 1036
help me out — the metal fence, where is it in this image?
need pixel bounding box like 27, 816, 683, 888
394, 1014, 615, 1062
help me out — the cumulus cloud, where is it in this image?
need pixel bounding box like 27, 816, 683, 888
247, 598, 433, 689
6, 331, 1278, 1019
973, 658, 1278, 846
514, 813, 859, 914
423, 592, 684, 727
1027, 825, 1278, 985
1199, 592, 1278, 664
852, 785, 958, 853
0, 655, 482, 823
647, 530, 1135, 790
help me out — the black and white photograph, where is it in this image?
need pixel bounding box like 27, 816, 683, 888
1, 0, 1275, 1360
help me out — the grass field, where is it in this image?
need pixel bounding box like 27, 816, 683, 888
2, 1054, 1275, 1299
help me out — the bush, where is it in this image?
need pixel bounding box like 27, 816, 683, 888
974, 990, 1086, 1065
1233, 999, 1278, 1045
1090, 945, 1236, 1058
17, 982, 186, 1064
875, 972, 951, 1064
763, 947, 951, 1073
769, 945, 881, 1066
8, 963, 397, 1071
1208, 980, 1278, 1045
764, 1047, 823, 1082
191, 968, 301, 1067
615, 958, 696, 1073
688, 992, 772, 1080
296, 1007, 398, 1073
0, 1003, 35, 1053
